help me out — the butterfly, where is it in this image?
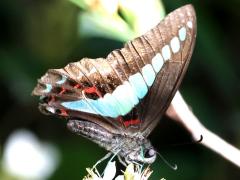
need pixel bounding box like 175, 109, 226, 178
32, 4, 196, 165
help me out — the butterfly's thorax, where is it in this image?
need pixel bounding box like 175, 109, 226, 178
112, 134, 156, 164
115, 134, 148, 155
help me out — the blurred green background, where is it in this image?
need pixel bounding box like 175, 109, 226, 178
0, 0, 240, 179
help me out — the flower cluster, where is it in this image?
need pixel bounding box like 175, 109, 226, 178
83, 161, 154, 180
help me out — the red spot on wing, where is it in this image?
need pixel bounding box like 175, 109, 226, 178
117, 116, 124, 123
84, 86, 102, 97
74, 84, 81, 89
60, 109, 68, 117
59, 87, 66, 95
123, 119, 141, 127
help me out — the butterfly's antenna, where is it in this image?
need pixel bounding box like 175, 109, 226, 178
197, 135, 203, 142
170, 135, 203, 147
156, 151, 178, 170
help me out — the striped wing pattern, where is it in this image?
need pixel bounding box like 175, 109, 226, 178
32, 5, 196, 136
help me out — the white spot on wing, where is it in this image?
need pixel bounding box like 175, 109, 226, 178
112, 84, 133, 115
178, 27, 186, 41
151, 53, 164, 72
161, 45, 171, 61
46, 107, 55, 113
123, 81, 139, 105
170, 37, 180, 53
187, 21, 193, 29
142, 64, 156, 86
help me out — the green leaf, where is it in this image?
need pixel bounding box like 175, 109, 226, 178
79, 11, 135, 42
69, 0, 88, 9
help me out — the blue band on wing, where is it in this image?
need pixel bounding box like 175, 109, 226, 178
61, 62, 162, 118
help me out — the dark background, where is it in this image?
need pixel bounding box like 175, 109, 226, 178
0, 0, 240, 179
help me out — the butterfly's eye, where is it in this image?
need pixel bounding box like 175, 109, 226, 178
144, 148, 156, 158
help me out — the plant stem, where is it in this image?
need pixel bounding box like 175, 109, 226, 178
166, 91, 240, 168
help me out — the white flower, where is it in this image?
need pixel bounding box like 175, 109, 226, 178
2, 129, 60, 179
83, 161, 154, 180
103, 161, 116, 180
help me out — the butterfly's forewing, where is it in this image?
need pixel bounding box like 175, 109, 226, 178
32, 5, 196, 136
138, 5, 197, 136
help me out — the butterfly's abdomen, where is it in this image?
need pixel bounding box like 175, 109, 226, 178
67, 119, 119, 150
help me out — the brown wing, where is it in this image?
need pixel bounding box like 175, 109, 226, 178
32, 4, 196, 136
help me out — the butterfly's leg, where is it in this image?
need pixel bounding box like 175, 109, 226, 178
118, 155, 127, 167
132, 160, 144, 171
92, 152, 112, 170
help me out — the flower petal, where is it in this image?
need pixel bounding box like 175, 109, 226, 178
103, 161, 116, 180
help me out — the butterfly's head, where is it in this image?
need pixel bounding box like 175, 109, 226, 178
125, 143, 156, 164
